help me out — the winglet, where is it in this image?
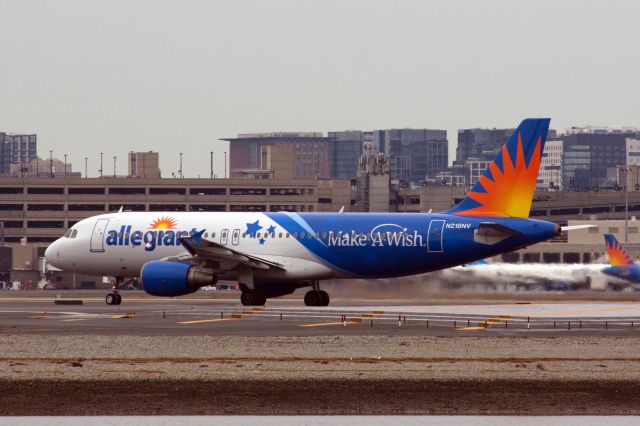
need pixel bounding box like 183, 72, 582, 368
339, 206, 345, 214
445, 118, 551, 218
604, 234, 634, 267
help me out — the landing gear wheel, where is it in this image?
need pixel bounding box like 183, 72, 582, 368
304, 290, 330, 307
318, 290, 330, 307
240, 291, 253, 306
304, 290, 318, 307
115, 293, 122, 305
105, 293, 117, 305
240, 290, 266, 306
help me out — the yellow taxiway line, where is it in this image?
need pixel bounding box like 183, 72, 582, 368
177, 318, 234, 325
299, 311, 385, 327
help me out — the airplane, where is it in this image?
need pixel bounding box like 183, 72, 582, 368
45, 118, 568, 307
446, 257, 607, 291
602, 234, 640, 284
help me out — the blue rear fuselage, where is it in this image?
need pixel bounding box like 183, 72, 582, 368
270, 212, 559, 278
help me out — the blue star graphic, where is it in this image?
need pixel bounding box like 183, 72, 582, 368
259, 238, 266, 245
245, 220, 263, 237
267, 225, 276, 234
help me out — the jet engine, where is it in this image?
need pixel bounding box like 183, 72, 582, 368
141, 260, 217, 297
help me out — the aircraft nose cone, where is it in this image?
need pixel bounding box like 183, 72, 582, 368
44, 240, 61, 266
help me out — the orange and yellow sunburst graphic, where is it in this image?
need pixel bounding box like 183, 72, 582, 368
455, 133, 542, 218
606, 240, 634, 267
149, 216, 178, 229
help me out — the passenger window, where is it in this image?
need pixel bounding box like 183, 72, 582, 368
212, 232, 216, 238
279, 233, 283, 238
321, 232, 326, 238
300, 232, 306, 238
293, 233, 297, 238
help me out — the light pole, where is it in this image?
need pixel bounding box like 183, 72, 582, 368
113, 156, 117, 178
624, 167, 629, 243
224, 151, 227, 179
84, 157, 88, 178
64, 154, 67, 177
210, 151, 214, 179
179, 153, 183, 178
49, 150, 53, 178
99, 152, 103, 178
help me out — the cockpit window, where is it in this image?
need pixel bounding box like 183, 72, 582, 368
64, 230, 72, 238
71, 229, 78, 238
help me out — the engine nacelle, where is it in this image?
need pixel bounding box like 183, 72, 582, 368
141, 260, 217, 297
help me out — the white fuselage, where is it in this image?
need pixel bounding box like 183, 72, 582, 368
44, 212, 336, 280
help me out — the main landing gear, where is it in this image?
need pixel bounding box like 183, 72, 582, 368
105, 277, 123, 306
240, 289, 267, 306
304, 280, 330, 307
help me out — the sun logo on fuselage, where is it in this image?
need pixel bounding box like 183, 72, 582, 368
149, 216, 178, 229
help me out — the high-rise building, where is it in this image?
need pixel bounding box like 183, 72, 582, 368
560, 133, 627, 191
456, 128, 515, 164
537, 140, 563, 191
226, 128, 448, 184
225, 133, 331, 179
374, 129, 448, 185
128, 152, 161, 178
0, 133, 37, 174
327, 131, 366, 179
356, 154, 390, 212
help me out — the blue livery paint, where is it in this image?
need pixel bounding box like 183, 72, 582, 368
265, 212, 558, 278
141, 260, 195, 296
602, 234, 640, 283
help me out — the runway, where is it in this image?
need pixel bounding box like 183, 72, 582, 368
3, 290, 640, 414
2, 290, 640, 336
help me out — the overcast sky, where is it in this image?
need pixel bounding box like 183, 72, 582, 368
1, 0, 638, 177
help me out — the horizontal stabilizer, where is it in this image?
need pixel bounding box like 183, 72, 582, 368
561, 224, 598, 232
474, 222, 523, 245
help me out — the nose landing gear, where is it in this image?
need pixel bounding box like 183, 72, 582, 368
105, 277, 123, 305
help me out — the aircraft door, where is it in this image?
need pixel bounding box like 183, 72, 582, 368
427, 219, 445, 253
90, 218, 110, 253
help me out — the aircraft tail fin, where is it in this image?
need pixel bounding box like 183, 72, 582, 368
604, 234, 634, 267
445, 118, 550, 218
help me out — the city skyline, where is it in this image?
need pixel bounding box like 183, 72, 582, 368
1, 0, 638, 178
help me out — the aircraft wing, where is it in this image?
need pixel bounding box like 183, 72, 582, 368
167, 230, 285, 272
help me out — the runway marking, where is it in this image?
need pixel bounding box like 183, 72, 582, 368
111, 313, 136, 319
62, 317, 91, 322
299, 311, 384, 327
28, 316, 50, 319
299, 321, 360, 327
177, 318, 234, 325
459, 315, 511, 331
513, 306, 640, 318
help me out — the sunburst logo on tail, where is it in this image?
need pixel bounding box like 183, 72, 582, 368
454, 133, 542, 218
149, 216, 178, 229
606, 237, 634, 267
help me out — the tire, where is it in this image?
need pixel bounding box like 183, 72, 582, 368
115, 294, 122, 305
240, 291, 253, 306
105, 293, 116, 305
304, 291, 318, 307
318, 290, 330, 307
254, 292, 267, 306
